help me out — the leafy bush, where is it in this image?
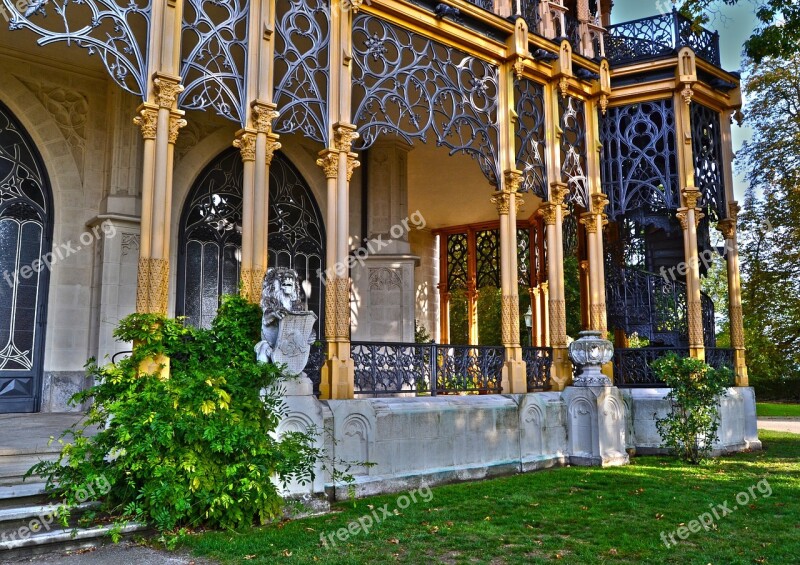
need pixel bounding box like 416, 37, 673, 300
28, 295, 320, 532
652, 354, 732, 464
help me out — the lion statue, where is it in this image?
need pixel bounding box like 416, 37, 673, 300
254, 268, 316, 373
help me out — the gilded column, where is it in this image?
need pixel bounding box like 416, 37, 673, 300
718, 204, 747, 386
493, 171, 527, 393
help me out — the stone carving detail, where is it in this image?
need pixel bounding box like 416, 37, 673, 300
174, 119, 224, 160
730, 304, 744, 348
341, 414, 370, 476
568, 397, 595, 457
136, 257, 169, 314
568, 330, 613, 386
369, 267, 402, 291
18, 78, 88, 177
255, 268, 317, 376
121, 233, 140, 257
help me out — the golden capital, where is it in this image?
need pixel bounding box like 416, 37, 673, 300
333, 123, 359, 153
133, 106, 158, 140
264, 134, 282, 166
153, 75, 183, 109
550, 181, 569, 206
346, 154, 361, 181
491, 190, 513, 216
233, 130, 257, 162
682, 187, 701, 209
168, 114, 187, 144
504, 169, 523, 193
676, 209, 688, 231
728, 201, 740, 220
681, 83, 694, 105
717, 218, 736, 240
591, 192, 609, 213
539, 202, 558, 225
316, 150, 338, 179
251, 101, 279, 134
579, 212, 598, 233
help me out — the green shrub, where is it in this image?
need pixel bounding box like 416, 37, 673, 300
28, 295, 320, 533
652, 354, 732, 465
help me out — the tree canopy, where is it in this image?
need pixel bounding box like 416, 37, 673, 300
682, 0, 800, 62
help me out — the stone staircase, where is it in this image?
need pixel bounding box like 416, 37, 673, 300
0, 413, 147, 560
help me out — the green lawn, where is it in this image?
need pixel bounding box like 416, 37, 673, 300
184, 431, 800, 564
757, 402, 800, 417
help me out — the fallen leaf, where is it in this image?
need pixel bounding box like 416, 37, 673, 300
655, 513, 664, 520
243, 556, 256, 561
282, 550, 292, 557
388, 538, 400, 544
609, 548, 618, 555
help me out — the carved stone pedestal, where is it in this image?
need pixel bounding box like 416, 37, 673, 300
562, 385, 629, 466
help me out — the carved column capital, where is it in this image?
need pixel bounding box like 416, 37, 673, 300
345, 153, 361, 181
503, 169, 523, 193
168, 114, 187, 144
264, 134, 282, 166
133, 106, 159, 140
579, 212, 598, 233
152, 74, 184, 109
491, 190, 513, 215
233, 130, 257, 162
251, 101, 279, 134
682, 187, 701, 209
591, 192, 609, 213
728, 200, 740, 220
550, 181, 569, 206
539, 202, 558, 225
676, 209, 689, 231
717, 218, 736, 240
333, 123, 359, 153
316, 150, 339, 179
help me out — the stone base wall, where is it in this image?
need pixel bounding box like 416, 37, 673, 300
277, 386, 761, 500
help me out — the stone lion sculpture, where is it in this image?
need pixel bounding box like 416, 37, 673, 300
254, 268, 317, 376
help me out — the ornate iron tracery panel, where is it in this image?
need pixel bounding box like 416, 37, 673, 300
3, 0, 151, 99
514, 79, 548, 199
690, 102, 726, 222
352, 14, 500, 186
600, 100, 680, 228
446, 233, 468, 291
559, 96, 588, 208
273, 0, 330, 143
180, 0, 249, 124
517, 227, 531, 287
177, 149, 325, 331
0, 102, 53, 413
475, 229, 500, 289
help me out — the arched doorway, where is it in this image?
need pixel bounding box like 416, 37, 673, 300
176, 147, 326, 335
0, 102, 54, 413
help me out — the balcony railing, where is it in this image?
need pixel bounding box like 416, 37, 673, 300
605, 9, 720, 66
614, 346, 735, 387
351, 342, 505, 396
522, 346, 553, 391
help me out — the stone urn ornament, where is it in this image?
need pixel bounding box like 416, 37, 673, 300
255, 268, 317, 381
568, 330, 614, 387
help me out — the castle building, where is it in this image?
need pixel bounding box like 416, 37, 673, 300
0, 0, 746, 417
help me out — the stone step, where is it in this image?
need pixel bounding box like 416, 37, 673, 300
0, 453, 59, 486
0, 483, 49, 511
0, 521, 148, 560
0, 501, 100, 536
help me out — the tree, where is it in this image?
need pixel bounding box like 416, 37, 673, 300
735, 55, 800, 399
681, 0, 800, 62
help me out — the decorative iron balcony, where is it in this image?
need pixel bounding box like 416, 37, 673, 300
605, 9, 720, 66
613, 346, 735, 387
522, 346, 553, 391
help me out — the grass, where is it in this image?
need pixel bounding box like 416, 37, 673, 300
756, 402, 800, 417
183, 430, 800, 564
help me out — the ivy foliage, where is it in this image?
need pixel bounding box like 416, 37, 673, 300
28, 295, 320, 533
652, 354, 732, 465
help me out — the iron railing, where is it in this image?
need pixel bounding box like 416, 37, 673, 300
351, 341, 505, 396
706, 347, 735, 372
605, 10, 720, 66
613, 346, 690, 386
522, 346, 553, 391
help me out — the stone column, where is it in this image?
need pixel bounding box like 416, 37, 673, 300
351, 140, 419, 343
677, 188, 705, 360
581, 196, 609, 335
718, 204, 748, 386
493, 171, 527, 393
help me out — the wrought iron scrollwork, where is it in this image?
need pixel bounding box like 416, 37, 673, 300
475, 229, 500, 289
613, 347, 689, 386
517, 228, 531, 287
180, 0, 249, 124
522, 346, 552, 390
352, 14, 500, 186
690, 102, 726, 222
600, 99, 680, 224
559, 96, 588, 208
273, 0, 330, 143
446, 233, 469, 290
3, 0, 151, 99
514, 79, 548, 199
676, 14, 720, 66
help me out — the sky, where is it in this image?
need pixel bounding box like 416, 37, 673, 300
611, 0, 762, 201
